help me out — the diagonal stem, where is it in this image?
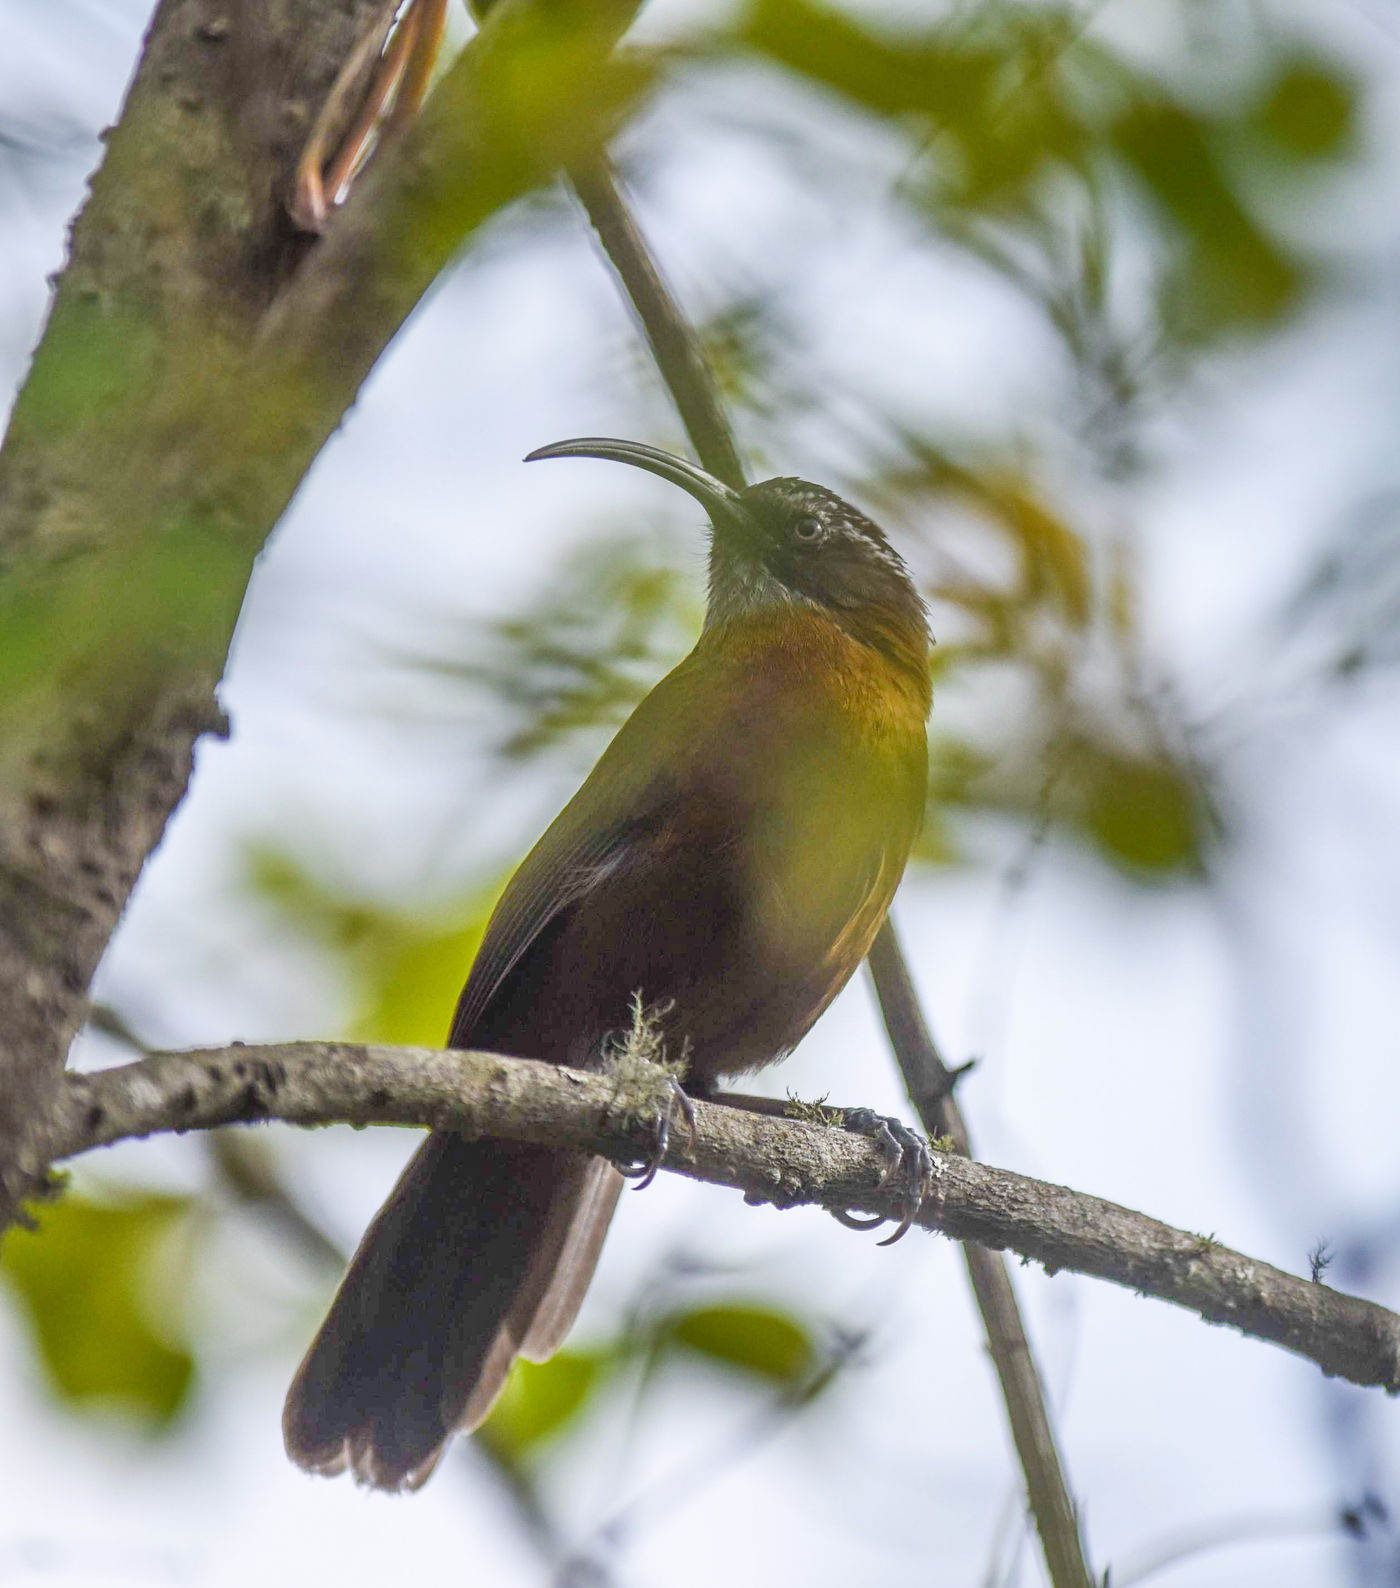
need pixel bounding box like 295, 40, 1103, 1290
868, 921, 1096, 1588
568, 156, 1097, 1588
569, 161, 746, 494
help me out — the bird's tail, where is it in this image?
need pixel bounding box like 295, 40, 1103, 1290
283, 1131, 622, 1490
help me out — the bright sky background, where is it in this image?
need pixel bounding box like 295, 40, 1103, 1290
4, 1, 1400, 1585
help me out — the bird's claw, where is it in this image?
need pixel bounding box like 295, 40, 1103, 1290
833, 1108, 932, 1245
619, 1077, 697, 1190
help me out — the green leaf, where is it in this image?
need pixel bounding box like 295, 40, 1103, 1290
1078, 751, 1206, 877
664, 1304, 814, 1386
242, 847, 501, 1048
0, 1192, 196, 1427
353, 908, 495, 1047
1256, 57, 1355, 160
477, 1350, 604, 1461
741, 0, 997, 125
1112, 99, 1302, 333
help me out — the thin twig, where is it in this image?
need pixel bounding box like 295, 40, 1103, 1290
568, 157, 1098, 1588
43, 1041, 1400, 1396
869, 921, 1095, 1588
204, 1132, 346, 1272
564, 1335, 858, 1581
1110, 1505, 1345, 1586
570, 161, 746, 494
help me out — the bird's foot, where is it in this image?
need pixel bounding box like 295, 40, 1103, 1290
832, 1109, 933, 1246
618, 1076, 697, 1191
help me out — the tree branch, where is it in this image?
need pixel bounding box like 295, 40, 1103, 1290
47, 1041, 1400, 1398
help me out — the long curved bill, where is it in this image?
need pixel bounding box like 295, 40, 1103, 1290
525, 438, 748, 534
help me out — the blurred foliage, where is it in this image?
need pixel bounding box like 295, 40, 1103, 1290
356, 910, 493, 1046
874, 433, 1219, 876
1112, 98, 1301, 335
738, 0, 1355, 352
451, 532, 703, 762
0, 1192, 196, 1427
246, 847, 503, 1045
479, 1349, 607, 1463
477, 1299, 825, 1473
439, 448, 1219, 879
439, 412, 1219, 879
1254, 54, 1355, 159
661, 1302, 815, 1385
1072, 745, 1208, 876
415, 0, 1352, 886
1280, 489, 1400, 682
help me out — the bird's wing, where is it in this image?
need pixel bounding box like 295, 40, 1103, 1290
446, 794, 666, 1048
446, 659, 700, 1049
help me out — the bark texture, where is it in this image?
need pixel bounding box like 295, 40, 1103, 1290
0, 0, 385, 1221
48, 1039, 1400, 1398
0, 0, 642, 1225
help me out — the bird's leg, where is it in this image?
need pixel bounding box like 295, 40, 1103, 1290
605, 998, 698, 1190
289, 0, 449, 233
601, 997, 700, 1191
712, 1091, 933, 1246
618, 1077, 697, 1191
833, 1109, 933, 1245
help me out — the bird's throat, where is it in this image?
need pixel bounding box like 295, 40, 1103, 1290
704, 545, 804, 628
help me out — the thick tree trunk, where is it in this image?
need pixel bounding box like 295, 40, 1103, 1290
0, 0, 641, 1224
0, 0, 390, 1220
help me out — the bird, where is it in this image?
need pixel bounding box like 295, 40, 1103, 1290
282, 438, 933, 1490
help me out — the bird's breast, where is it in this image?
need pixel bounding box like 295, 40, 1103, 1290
663, 608, 929, 1080
465, 606, 929, 1087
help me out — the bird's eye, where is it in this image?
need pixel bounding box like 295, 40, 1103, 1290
794, 515, 823, 542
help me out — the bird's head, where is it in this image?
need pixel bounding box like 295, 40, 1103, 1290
526, 439, 931, 684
